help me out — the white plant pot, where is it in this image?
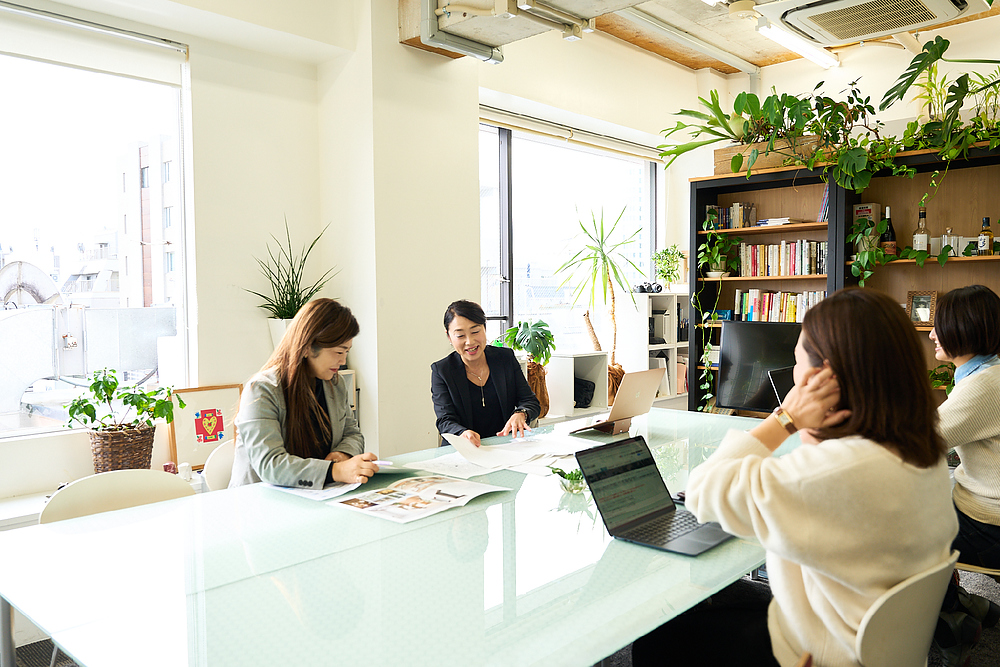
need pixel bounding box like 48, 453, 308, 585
268, 318, 293, 350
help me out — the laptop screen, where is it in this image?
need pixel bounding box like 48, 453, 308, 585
576, 437, 674, 532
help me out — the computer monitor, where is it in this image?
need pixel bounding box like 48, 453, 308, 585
715, 321, 801, 412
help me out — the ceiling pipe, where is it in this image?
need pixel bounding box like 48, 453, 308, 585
891, 31, 924, 54
616, 7, 761, 77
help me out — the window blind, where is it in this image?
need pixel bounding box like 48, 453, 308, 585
0, 0, 187, 86
479, 105, 664, 163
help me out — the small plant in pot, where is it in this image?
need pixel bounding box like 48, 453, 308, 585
698, 218, 741, 278
651, 244, 684, 289
66, 368, 186, 473
246, 217, 338, 348
495, 319, 556, 419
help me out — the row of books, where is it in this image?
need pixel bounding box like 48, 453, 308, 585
738, 240, 829, 277
706, 202, 757, 229
733, 289, 827, 322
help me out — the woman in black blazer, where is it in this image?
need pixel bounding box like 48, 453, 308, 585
431, 300, 540, 446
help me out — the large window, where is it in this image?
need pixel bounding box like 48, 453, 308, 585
480, 124, 655, 352
0, 17, 189, 437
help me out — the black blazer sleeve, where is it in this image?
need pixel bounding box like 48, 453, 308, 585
430, 352, 471, 442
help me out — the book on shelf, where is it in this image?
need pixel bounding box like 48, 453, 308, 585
756, 217, 804, 226
816, 182, 830, 223
738, 240, 828, 277
733, 288, 826, 323
706, 202, 758, 229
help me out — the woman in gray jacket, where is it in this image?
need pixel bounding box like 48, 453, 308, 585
230, 298, 378, 488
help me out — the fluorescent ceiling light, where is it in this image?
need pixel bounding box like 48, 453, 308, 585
700, 0, 719, 6
757, 22, 839, 69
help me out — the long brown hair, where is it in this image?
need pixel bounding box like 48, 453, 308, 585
262, 298, 359, 458
801, 288, 944, 468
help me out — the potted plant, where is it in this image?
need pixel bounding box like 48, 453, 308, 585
556, 207, 643, 403
698, 218, 741, 278
246, 218, 338, 348
66, 368, 186, 473
651, 244, 684, 289
496, 319, 556, 418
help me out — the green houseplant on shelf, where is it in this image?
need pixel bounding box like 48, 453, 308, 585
556, 207, 643, 404
495, 319, 556, 419
66, 368, 186, 473
651, 244, 684, 289
246, 218, 338, 348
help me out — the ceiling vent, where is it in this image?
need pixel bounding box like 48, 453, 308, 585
756, 0, 991, 45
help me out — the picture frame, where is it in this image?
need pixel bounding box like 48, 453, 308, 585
905, 290, 937, 326
168, 384, 243, 470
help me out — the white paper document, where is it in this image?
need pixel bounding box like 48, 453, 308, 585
443, 433, 537, 468
266, 481, 360, 501
335, 475, 509, 523
406, 451, 497, 479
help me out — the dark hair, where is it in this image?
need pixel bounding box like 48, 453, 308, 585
934, 285, 1000, 359
800, 288, 944, 468
443, 300, 486, 331
263, 298, 360, 458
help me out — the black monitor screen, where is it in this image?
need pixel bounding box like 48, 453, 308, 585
716, 321, 801, 412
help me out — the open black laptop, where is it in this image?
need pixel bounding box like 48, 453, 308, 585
575, 436, 733, 556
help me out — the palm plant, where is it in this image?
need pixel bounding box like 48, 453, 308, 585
246, 218, 338, 319
556, 208, 642, 400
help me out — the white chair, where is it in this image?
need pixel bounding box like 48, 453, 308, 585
855, 550, 960, 667
202, 439, 236, 491
38, 469, 195, 666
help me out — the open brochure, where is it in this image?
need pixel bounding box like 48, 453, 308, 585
334, 475, 509, 523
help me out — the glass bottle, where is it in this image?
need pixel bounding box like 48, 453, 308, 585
979, 217, 995, 256
879, 206, 897, 256
913, 207, 929, 252
942, 227, 959, 257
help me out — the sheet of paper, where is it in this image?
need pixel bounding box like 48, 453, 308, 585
443, 433, 536, 467
335, 476, 509, 523
406, 451, 499, 479
265, 481, 360, 501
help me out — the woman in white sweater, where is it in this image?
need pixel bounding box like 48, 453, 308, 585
932, 285, 1000, 567
632, 288, 957, 667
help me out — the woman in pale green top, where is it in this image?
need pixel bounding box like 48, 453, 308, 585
230, 298, 379, 489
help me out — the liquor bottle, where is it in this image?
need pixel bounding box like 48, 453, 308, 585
879, 206, 897, 256
979, 217, 995, 256
913, 207, 929, 252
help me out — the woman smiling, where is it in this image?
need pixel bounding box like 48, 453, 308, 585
430, 300, 540, 447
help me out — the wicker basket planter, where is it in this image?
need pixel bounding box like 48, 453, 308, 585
88, 426, 156, 473
714, 135, 823, 175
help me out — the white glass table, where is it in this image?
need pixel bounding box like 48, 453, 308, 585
0, 409, 773, 667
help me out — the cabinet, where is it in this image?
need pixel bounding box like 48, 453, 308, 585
542, 351, 609, 421
685, 145, 1000, 411
617, 292, 691, 405
687, 167, 849, 412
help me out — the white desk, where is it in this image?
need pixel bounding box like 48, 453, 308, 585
0, 409, 768, 667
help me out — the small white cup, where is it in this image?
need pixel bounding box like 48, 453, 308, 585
178, 462, 192, 482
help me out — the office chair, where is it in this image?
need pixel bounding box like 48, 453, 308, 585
855, 550, 960, 667
38, 469, 195, 666
202, 439, 236, 491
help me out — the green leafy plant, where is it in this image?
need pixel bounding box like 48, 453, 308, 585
556, 207, 643, 367
929, 362, 956, 395
699, 221, 741, 275
66, 368, 185, 431
500, 320, 556, 366
246, 218, 338, 319
548, 465, 584, 482
691, 211, 734, 409
652, 244, 684, 285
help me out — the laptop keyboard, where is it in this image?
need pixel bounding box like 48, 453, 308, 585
625, 510, 702, 543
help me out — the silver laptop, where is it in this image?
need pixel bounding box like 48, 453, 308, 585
570, 368, 666, 435
575, 436, 733, 556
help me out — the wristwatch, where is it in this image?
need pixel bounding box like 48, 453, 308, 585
513, 408, 529, 419
772, 406, 797, 434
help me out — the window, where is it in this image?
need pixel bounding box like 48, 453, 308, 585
479, 124, 655, 352
163, 206, 172, 229
0, 15, 189, 438
162, 160, 171, 183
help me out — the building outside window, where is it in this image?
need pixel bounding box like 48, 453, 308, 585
162, 160, 171, 183
0, 23, 189, 438
164, 206, 172, 229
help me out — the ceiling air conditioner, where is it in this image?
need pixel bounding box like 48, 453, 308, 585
756, 0, 992, 45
